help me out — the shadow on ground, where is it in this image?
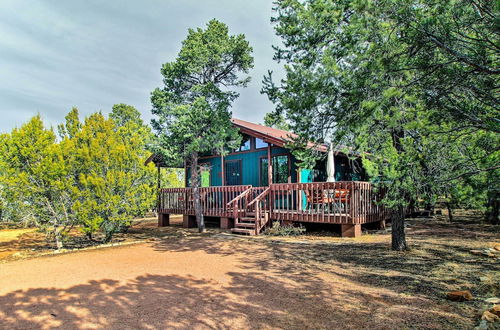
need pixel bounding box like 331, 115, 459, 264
0, 217, 495, 329
0, 270, 461, 330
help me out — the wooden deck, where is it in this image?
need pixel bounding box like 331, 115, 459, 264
158, 182, 389, 236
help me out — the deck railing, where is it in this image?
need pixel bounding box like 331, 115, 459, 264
158, 185, 251, 217
269, 181, 387, 224
158, 181, 388, 225
248, 187, 271, 234
226, 186, 253, 220
270, 182, 352, 224
350, 181, 388, 224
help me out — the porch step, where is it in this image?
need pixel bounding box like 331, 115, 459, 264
235, 222, 255, 228
231, 228, 256, 235
239, 217, 256, 223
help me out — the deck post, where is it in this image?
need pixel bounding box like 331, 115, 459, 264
267, 143, 273, 186
157, 165, 161, 189
221, 155, 225, 186
297, 169, 302, 211
341, 224, 361, 238
220, 217, 234, 229
158, 213, 170, 227
157, 165, 161, 214
183, 215, 197, 228
267, 144, 274, 218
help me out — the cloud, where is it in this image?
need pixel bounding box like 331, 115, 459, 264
0, 0, 284, 132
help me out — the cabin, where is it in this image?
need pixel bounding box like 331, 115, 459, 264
149, 118, 388, 237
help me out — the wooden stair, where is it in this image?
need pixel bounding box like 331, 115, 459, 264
231, 216, 257, 236
228, 186, 271, 236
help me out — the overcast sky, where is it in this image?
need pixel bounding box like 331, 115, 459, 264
0, 0, 284, 133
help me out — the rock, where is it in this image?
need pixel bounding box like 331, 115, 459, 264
481, 310, 499, 322
479, 277, 489, 282
447, 290, 473, 302
485, 298, 500, 304
481, 249, 496, 257
471, 249, 498, 257
490, 305, 500, 317
494, 244, 500, 251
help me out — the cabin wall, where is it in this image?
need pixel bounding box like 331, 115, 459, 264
188, 146, 298, 187
186, 149, 365, 187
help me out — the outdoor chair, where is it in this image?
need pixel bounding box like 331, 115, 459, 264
304, 188, 350, 213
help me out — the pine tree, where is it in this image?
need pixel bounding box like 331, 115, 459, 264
151, 20, 254, 232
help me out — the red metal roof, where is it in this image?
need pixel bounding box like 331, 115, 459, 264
146, 118, 349, 166
231, 118, 328, 152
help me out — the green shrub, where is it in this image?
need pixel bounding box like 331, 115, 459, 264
265, 221, 306, 236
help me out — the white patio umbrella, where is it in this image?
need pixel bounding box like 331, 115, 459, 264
326, 142, 335, 182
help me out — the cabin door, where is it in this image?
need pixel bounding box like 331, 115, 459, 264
225, 160, 242, 185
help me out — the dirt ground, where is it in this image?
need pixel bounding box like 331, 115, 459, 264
0, 217, 184, 262
0, 228, 36, 260
0, 216, 498, 329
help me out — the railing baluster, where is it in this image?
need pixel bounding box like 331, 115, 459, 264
157, 181, 385, 228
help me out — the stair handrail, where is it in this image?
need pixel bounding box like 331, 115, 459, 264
247, 187, 271, 208
226, 187, 254, 221
226, 187, 252, 207
251, 187, 271, 235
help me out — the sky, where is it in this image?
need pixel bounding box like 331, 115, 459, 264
0, 0, 284, 133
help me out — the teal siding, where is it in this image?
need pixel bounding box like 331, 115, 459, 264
188, 148, 363, 187
191, 147, 297, 187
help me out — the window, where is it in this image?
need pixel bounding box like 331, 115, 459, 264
273, 155, 289, 184
225, 160, 242, 185
236, 134, 251, 152
255, 138, 267, 149
260, 155, 290, 185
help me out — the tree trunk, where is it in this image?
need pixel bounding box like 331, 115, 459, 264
408, 199, 416, 217
485, 191, 499, 225
391, 207, 407, 251
190, 154, 205, 233
390, 130, 409, 251
446, 202, 453, 222
54, 228, 63, 250
425, 203, 435, 216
